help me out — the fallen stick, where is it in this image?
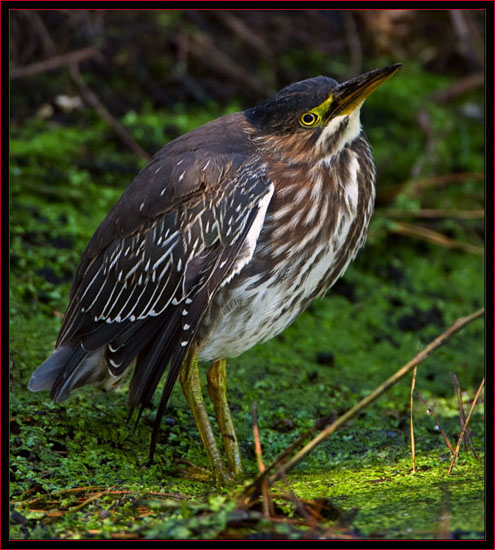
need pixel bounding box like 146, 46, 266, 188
448, 377, 485, 474
414, 390, 455, 455
69, 63, 151, 162
11, 47, 99, 79
390, 222, 484, 255
239, 307, 484, 505
410, 365, 418, 472
451, 373, 478, 458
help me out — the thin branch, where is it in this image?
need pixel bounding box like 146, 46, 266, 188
343, 11, 362, 76
189, 31, 268, 96
69, 63, 151, 162
238, 308, 484, 506
19, 10, 150, 162
448, 378, 484, 474
276, 469, 318, 530
451, 373, 478, 458
251, 401, 274, 519
21, 10, 57, 56
410, 107, 436, 179
251, 401, 265, 474
432, 73, 484, 103
215, 11, 272, 60
410, 366, 417, 472
390, 222, 484, 255
66, 486, 115, 513
414, 390, 455, 455
23, 487, 185, 510
385, 209, 484, 220
449, 11, 484, 67
273, 309, 484, 481
11, 47, 99, 79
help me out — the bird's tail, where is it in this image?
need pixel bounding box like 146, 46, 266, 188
28, 344, 113, 402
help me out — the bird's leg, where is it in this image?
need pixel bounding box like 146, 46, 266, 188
207, 358, 244, 476
179, 346, 232, 485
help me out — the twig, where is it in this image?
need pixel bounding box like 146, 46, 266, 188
189, 31, 268, 96
390, 222, 484, 255
27, 510, 64, 517
275, 309, 483, 479
239, 308, 484, 505
251, 401, 265, 474
447, 378, 484, 474
66, 486, 115, 513
276, 467, 318, 530
23, 487, 185, 510
255, 412, 335, 478
377, 172, 484, 202
432, 73, 484, 103
451, 373, 478, 458
21, 10, 57, 55
410, 107, 435, 179
51, 485, 106, 495
385, 209, 484, 220
68, 63, 151, 162
105, 490, 185, 499
20, 9, 150, 162
251, 401, 273, 519
215, 11, 272, 61
410, 366, 417, 472
449, 11, 484, 67
11, 47, 99, 79
414, 390, 455, 455
343, 11, 362, 76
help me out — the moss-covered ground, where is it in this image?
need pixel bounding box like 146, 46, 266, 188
10, 63, 484, 540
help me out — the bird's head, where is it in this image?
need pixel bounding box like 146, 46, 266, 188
245, 64, 401, 164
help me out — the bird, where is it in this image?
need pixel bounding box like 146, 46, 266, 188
29, 63, 401, 485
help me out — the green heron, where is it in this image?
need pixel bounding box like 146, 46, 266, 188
29, 64, 401, 484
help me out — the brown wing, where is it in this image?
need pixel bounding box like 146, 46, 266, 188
46, 113, 273, 458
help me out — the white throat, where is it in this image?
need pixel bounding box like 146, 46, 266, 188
316, 106, 362, 157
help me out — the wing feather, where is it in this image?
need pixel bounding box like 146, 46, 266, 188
35, 113, 274, 461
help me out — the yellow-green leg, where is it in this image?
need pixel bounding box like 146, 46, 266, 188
207, 358, 244, 476
179, 346, 232, 485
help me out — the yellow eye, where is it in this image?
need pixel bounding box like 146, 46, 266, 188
299, 112, 320, 127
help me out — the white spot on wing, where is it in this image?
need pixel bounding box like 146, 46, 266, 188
219, 184, 274, 288
345, 154, 360, 215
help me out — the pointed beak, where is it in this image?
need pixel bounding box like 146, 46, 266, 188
329, 63, 402, 118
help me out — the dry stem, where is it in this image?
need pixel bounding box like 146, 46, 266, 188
391, 222, 484, 255
447, 378, 484, 474
239, 308, 484, 506
410, 366, 418, 472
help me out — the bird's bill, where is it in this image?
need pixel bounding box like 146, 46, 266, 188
330, 63, 402, 118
